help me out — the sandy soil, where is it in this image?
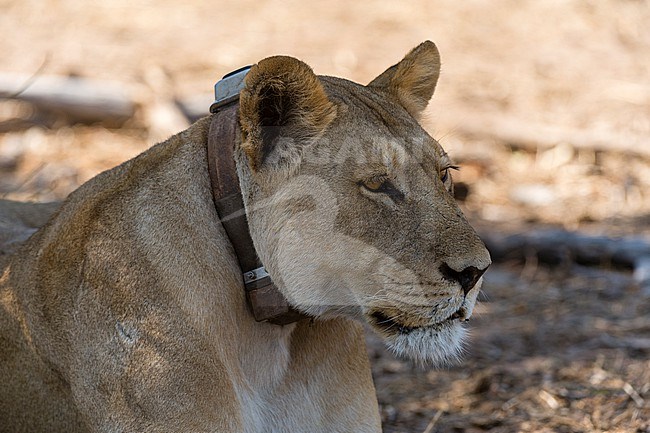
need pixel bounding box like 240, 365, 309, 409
1, 0, 649, 431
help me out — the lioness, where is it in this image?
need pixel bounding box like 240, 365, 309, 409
0, 41, 490, 432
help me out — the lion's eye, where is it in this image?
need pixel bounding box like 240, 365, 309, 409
360, 178, 404, 201
440, 165, 459, 184
363, 178, 385, 192
440, 168, 450, 183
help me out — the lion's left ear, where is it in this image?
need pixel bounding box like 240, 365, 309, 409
239, 56, 337, 172
367, 41, 441, 119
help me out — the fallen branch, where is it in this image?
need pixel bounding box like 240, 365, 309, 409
0, 73, 136, 126
176, 93, 212, 123
481, 229, 650, 286
0, 199, 60, 255
482, 229, 650, 267
437, 110, 650, 159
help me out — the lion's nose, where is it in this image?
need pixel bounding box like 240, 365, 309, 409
439, 263, 488, 296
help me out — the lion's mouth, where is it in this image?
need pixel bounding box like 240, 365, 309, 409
370, 307, 468, 335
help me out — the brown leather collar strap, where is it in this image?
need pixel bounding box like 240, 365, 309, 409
207, 103, 307, 326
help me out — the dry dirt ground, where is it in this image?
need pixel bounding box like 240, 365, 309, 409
1, 1, 649, 432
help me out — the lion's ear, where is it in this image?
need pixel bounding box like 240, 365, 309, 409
239, 56, 337, 171
367, 41, 441, 119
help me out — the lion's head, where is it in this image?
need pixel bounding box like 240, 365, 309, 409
236, 41, 491, 365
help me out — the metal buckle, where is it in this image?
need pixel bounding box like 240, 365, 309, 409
243, 267, 299, 324
209, 65, 251, 113
243, 266, 270, 288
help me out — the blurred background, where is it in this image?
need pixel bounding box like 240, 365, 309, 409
1, 0, 649, 431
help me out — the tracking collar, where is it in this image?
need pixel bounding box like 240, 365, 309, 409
207, 67, 306, 326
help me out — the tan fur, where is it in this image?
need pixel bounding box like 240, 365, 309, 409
239, 56, 337, 171
368, 40, 441, 118
0, 41, 489, 433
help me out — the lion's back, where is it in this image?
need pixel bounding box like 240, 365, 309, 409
0, 200, 88, 433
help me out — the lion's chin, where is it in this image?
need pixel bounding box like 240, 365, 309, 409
382, 321, 467, 367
